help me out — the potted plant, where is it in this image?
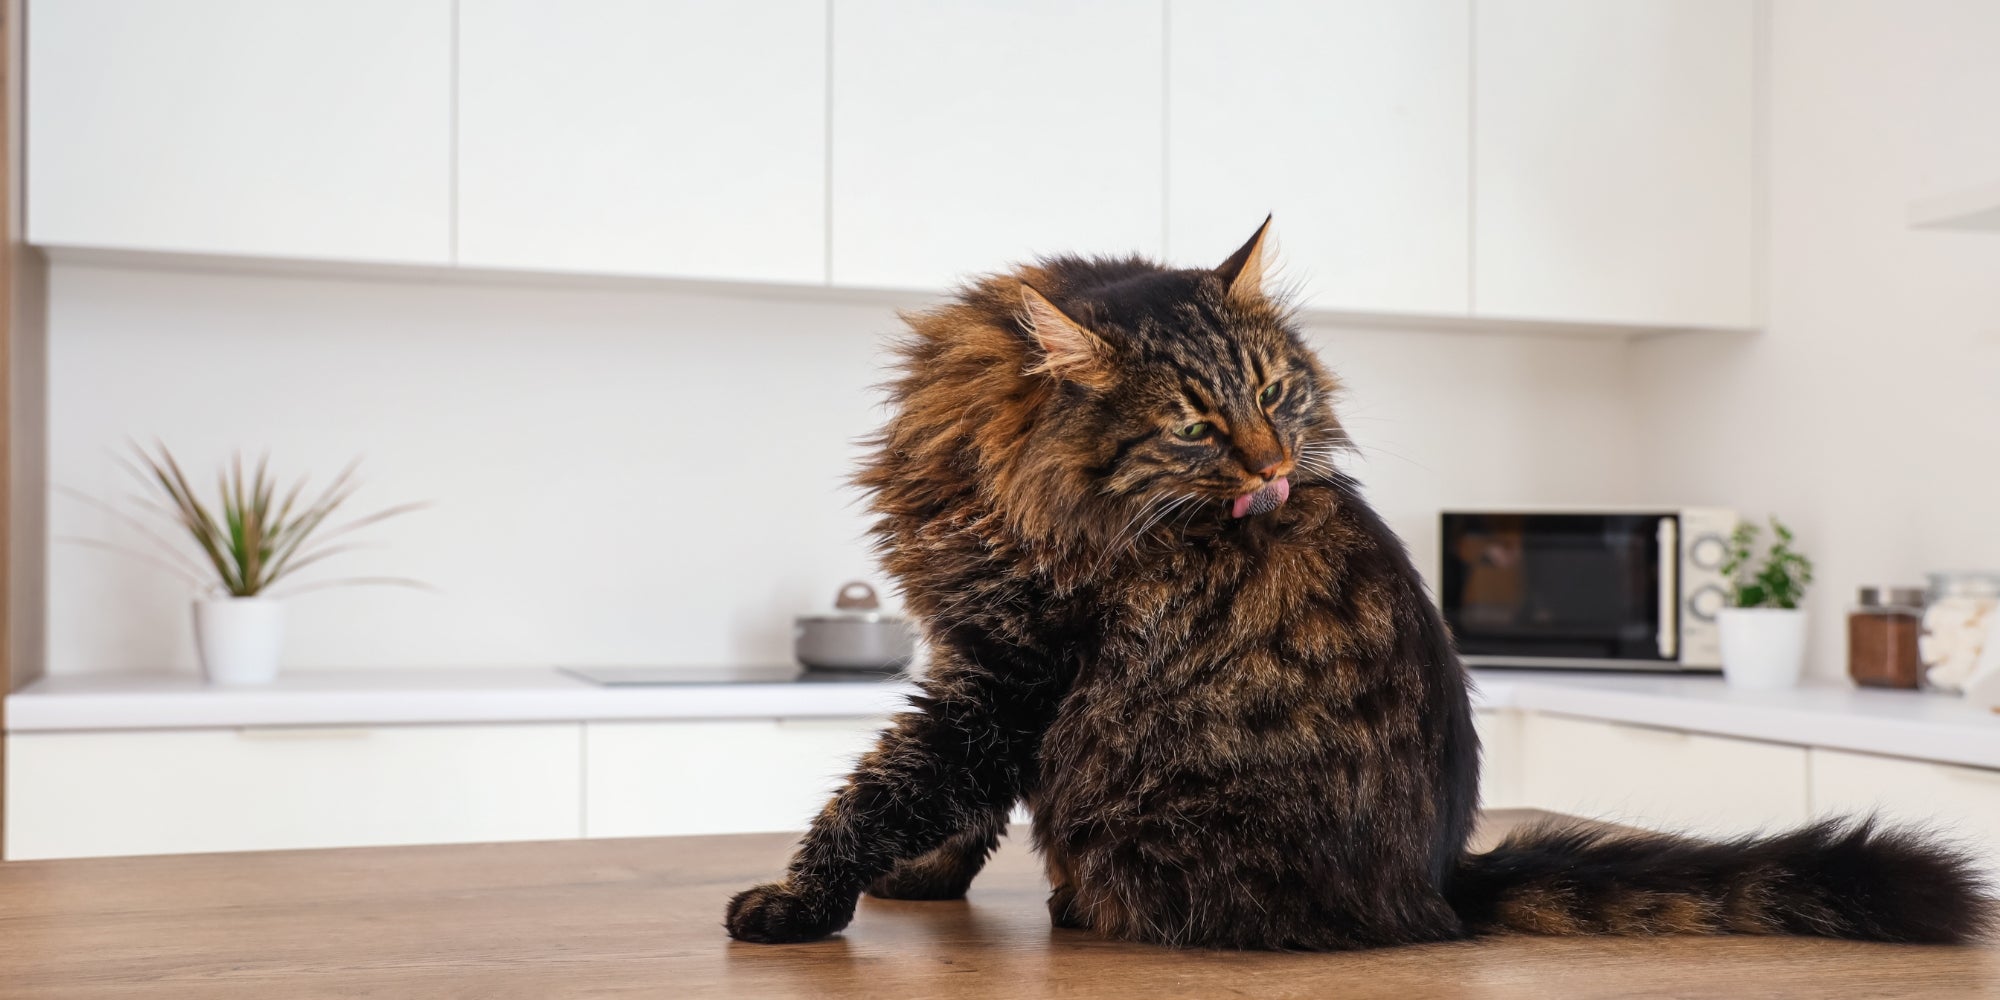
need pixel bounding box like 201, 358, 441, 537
73, 445, 424, 684
1716, 516, 1816, 690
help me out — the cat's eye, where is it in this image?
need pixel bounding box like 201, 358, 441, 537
1259, 382, 1281, 405
1174, 421, 1213, 441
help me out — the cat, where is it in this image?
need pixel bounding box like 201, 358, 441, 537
725, 219, 1993, 949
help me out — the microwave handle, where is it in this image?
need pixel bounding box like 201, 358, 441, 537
1657, 517, 1679, 660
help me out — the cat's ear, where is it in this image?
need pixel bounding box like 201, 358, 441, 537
1215, 215, 1274, 304
1020, 283, 1111, 385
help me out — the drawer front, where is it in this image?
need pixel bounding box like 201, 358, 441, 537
1521, 713, 1809, 836
1809, 748, 2000, 872
5, 724, 582, 860
585, 718, 887, 838
1475, 709, 1526, 809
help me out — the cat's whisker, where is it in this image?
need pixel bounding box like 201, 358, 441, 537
1092, 493, 1176, 575
1097, 492, 1199, 573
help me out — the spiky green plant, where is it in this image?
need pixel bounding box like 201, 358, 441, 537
67, 443, 426, 598
1721, 516, 1815, 610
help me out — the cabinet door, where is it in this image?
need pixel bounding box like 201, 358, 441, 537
27, 0, 452, 264
4, 725, 582, 860
585, 718, 887, 838
457, 1, 827, 282
1474, 0, 1756, 327
830, 1, 1164, 290
1169, 1, 1470, 315
1520, 714, 1808, 836
1809, 749, 2000, 874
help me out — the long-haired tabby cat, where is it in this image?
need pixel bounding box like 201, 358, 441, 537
726, 220, 1992, 949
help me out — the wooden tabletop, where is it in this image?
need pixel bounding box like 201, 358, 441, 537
0, 809, 1993, 999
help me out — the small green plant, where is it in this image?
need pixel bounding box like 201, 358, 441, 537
1721, 516, 1814, 609
67, 443, 426, 598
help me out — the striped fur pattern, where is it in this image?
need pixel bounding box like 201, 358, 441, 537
724, 222, 1994, 949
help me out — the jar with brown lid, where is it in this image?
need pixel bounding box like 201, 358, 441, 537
1848, 585, 1926, 689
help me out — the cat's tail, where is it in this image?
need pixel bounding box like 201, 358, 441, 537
1447, 816, 1995, 944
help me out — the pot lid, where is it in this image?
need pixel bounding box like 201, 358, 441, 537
798, 581, 906, 623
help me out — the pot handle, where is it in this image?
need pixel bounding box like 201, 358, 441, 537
834, 581, 880, 611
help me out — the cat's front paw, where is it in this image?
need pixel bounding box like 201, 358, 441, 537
725, 881, 855, 943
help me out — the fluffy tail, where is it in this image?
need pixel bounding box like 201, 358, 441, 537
1449, 817, 1995, 944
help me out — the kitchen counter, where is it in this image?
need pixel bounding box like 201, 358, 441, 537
1, 667, 921, 731
6, 665, 1999, 769
1, 809, 1991, 999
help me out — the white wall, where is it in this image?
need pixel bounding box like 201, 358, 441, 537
44, 261, 1641, 675
1634, 0, 2000, 678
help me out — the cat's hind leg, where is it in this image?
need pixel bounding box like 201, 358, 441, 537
866, 811, 1007, 901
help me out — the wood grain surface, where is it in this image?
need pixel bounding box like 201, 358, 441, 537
0, 809, 1992, 999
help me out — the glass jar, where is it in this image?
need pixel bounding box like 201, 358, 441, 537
1920, 571, 2000, 691
1848, 586, 1926, 689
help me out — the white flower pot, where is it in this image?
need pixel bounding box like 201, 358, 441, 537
1717, 607, 1808, 690
193, 597, 285, 685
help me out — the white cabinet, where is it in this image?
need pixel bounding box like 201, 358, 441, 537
1473, 0, 1757, 328
456, 1, 828, 283
4, 724, 582, 860
1520, 713, 1808, 836
1809, 749, 2000, 874
584, 717, 887, 838
27, 0, 453, 264
1168, 1, 1470, 315
829, 1, 1164, 290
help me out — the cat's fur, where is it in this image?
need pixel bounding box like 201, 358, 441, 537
725, 221, 1993, 949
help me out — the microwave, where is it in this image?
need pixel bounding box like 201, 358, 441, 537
1439, 508, 1738, 671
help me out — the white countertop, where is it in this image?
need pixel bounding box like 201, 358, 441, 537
6, 667, 1998, 770
2, 668, 922, 731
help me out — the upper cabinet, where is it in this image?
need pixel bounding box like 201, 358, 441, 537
1474, 0, 1758, 329
1169, 1, 1471, 316
27, 0, 452, 265
456, 2, 828, 284
22, 0, 1759, 331
828, 1, 1165, 290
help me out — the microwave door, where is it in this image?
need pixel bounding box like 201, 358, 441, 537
1442, 513, 1672, 667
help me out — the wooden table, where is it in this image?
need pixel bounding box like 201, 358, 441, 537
0, 809, 1992, 998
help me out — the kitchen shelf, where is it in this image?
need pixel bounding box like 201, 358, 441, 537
1909, 177, 2000, 232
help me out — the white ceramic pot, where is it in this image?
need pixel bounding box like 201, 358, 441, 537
1717, 607, 1808, 690
192, 597, 286, 685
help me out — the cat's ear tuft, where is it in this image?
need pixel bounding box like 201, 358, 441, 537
1215, 215, 1274, 304
1020, 283, 1111, 385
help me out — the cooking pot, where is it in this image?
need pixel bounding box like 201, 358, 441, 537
794, 581, 915, 672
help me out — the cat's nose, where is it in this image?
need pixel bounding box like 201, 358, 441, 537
1256, 459, 1286, 479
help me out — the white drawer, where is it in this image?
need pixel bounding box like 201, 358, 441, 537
585, 718, 887, 838
1521, 713, 1809, 836
5, 724, 582, 860
1475, 709, 1527, 809
1809, 748, 2000, 871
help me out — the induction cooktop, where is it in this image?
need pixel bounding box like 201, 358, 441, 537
558, 665, 905, 686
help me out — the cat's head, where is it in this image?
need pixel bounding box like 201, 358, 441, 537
1004, 220, 1344, 536
868, 219, 1347, 561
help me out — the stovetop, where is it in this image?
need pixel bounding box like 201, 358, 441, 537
558, 665, 906, 686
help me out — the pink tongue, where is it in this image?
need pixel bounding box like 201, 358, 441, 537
1230, 476, 1292, 518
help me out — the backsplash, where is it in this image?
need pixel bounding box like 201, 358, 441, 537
45, 261, 1642, 673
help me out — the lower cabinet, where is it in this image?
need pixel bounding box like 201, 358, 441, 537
1474, 710, 1527, 809
4, 724, 583, 860
584, 718, 887, 838
1519, 714, 1811, 836
1809, 748, 2000, 870
10, 712, 1996, 863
